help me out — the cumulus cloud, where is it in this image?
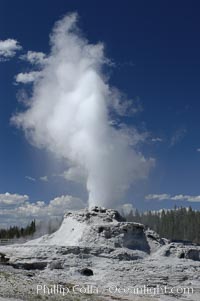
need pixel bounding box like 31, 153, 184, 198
12, 13, 154, 208
0, 39, 22, 60
0, 192, 29, 205
48, 195, 85, 212
146, 193, 200, 202
15, 71, 41, 84
20, 50, 47, 65
0, 194, 85, 227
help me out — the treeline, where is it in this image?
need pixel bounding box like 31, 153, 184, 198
0, 220, 36, 239
125, 207, 200, 244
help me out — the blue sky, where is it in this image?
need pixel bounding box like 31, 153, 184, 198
0, 0, 200, 225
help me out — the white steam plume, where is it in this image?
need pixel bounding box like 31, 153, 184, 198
12, 13, 154, 208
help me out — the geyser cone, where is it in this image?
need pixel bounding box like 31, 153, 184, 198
26, 207, 165, 255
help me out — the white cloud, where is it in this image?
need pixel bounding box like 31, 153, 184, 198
0, 192, 29, 205
40, 176, 48, 182
146, 193, 200, 203
20, 51, 47, 65
25, 176, 36, 182
170, 194, 187, 201
183, 195, 200, 202
15, 71, 41, 84
173, 195, 200, 202
26, 175, 49, 182
197, 148, 200, 152
48, 195, 85, 212
152, 137, 163, 142
0, 39, 22, 60
145, 194, 171, 201
0, 194, 85, 227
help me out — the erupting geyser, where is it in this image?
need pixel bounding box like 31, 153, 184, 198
12, 13, 154, 208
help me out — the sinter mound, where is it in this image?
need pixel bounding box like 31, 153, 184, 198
26, 206, 165, 254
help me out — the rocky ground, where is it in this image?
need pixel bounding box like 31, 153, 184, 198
0, 207, 199, 301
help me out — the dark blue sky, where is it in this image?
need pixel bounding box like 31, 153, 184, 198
1, 0, 200, 211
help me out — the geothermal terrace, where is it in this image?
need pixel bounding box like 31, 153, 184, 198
0, 207, 199, 301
